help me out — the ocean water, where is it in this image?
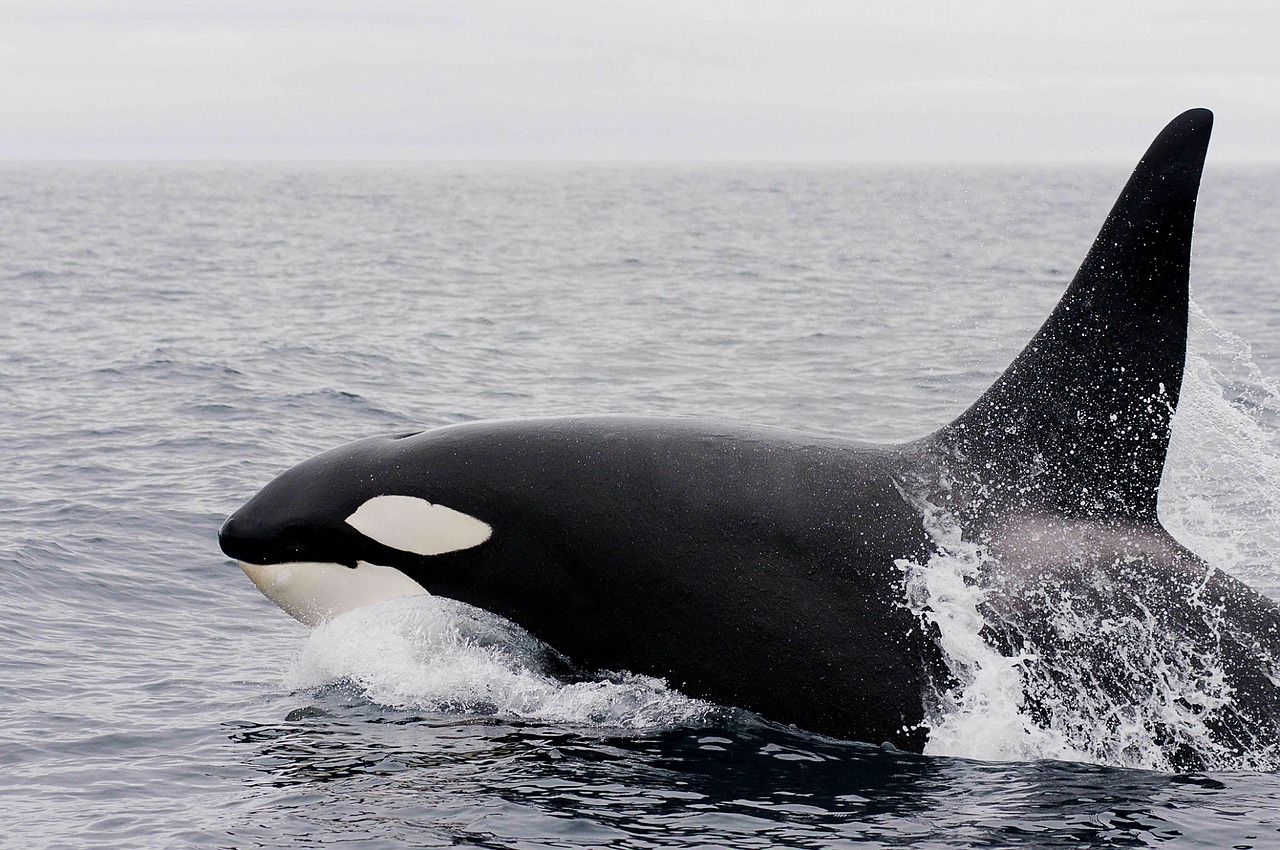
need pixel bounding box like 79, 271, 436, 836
4, 161, 1280, 847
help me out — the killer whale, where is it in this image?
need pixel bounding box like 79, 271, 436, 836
220, 109, 1280, 761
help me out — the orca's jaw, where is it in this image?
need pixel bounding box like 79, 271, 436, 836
219, 477, 494, 625
237, 560, 427, 626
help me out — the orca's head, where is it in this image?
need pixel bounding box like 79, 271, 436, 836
219, 428, 519, 625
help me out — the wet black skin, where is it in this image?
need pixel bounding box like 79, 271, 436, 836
222, 418, 944, 750
220, 110, 1280, 758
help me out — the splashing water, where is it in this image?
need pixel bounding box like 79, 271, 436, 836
902, 502, 1093, 765
907, 301, 1280, 770
1163, 303, 1280, 598
288, 594, 715, 730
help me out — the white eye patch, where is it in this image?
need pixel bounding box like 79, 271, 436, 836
344, 495, 492, 556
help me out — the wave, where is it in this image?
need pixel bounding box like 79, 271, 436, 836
287, 595, 715, 731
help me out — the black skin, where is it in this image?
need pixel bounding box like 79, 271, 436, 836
222, 418, 945, 750
220, 109, 1280, 759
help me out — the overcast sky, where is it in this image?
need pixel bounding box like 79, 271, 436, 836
2, 0, 1277, 161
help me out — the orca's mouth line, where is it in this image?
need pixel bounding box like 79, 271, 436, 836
238, 560, 427, 626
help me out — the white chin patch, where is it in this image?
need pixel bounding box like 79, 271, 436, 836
344, 495, 492, 556
239, 560, 427, 626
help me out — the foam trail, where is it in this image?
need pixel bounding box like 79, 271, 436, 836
287, 594, 713, 729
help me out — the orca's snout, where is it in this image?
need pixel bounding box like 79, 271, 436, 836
219, 497, 430, 626
218, 510, 274, 564
218, 509, 328, 566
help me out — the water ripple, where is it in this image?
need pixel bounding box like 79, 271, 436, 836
3, 162, 1280, 848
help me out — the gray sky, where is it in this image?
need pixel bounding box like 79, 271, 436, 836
2, 0, 1277, 161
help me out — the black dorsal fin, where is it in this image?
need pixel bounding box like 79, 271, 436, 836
927, 109, 1213, 525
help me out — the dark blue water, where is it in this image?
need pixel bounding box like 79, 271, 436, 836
4, 162, 1280, 847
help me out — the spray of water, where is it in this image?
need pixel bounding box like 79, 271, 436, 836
1162, 303, 1280, 598
287, 594, 713, 730
901, 504, 1093, 764
907, 302, 1280, 770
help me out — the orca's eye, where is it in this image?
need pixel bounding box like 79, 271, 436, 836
344, 495, 491, 556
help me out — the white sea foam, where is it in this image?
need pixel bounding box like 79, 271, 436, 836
902, 501, 1092, 765
287, 594, 712, 729
905, 515, 1270, 770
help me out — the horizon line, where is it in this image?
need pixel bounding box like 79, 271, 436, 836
2, 155, 1278, 166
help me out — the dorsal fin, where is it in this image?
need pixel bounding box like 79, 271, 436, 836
926, 109, 1213, 526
